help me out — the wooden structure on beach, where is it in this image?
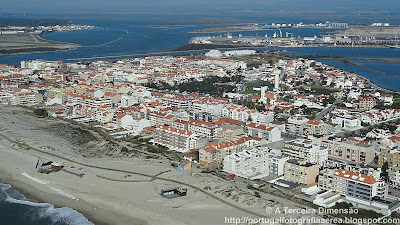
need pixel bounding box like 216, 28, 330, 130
161, 187, 187, 199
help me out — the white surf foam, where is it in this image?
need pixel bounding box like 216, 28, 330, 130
1, 182, 93, 225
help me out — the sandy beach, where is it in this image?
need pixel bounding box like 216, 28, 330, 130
0, 106, 317, 225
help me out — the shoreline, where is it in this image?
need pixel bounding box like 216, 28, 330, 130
0, 148, 152, 225
0, 170, 109, 225
0, 32, 81, 57
0, 106, 267, 225
0, 46, 80, 57
188, 26, 325, 33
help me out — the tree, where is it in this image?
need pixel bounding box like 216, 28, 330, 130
388, 125, 397, 133
322, 99, 329, 107
328, 95, 336, 104
382, 162, 389, 174
374, 101, 385, 110
33, 108, 48, 118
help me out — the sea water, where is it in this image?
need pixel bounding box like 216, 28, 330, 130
0, 183, 93, 225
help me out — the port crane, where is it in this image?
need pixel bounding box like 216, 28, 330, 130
286, 32, 294, 38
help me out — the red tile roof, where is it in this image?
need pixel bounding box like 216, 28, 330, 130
334, 169, 376, 185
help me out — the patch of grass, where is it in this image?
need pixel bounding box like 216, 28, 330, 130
244, 81, 273, 94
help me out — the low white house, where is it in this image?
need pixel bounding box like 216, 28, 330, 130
313, 190, 344, 208
331, 116, 362, 130
381, 136, 400, 150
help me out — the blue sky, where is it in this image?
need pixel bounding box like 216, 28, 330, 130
2, 0, 399, 12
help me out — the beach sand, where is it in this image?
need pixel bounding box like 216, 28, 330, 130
0, 106, 316, 225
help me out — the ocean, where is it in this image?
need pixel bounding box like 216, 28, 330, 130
0, 183, 93, 225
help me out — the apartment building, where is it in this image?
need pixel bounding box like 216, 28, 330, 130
286, 116, 309, 134
172, 119, 189, 131
149, 111, 175, 126
243, 123, 282, 143
284, 159, 319, 185
321, 139, 375, 164
189, 111, 220, 123
318, 168, 336, 191
153, 125, 200, 153
223, 147, 281, 179
378, 149, 400, 168
282, 139, 328, 166
199, 137, 257, 167
218, 124, 245, 142
359, 97, 376, 111
10, 92, 43, 105
191, 97, 227, 115
331, 115, 362, 130
332, 169, 387, 202
159, 94, 194, 110
303, 120, 333, 136
389, 167, 400, 188
188, 119, 219, 139
270, 155, 289, 177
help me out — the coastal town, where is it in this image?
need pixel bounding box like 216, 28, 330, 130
0, 24, 96, 34
1, 48, 400, 223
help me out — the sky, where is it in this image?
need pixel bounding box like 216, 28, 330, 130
1, 0, 400, 13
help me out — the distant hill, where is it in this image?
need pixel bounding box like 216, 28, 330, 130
0, 18, 71, 27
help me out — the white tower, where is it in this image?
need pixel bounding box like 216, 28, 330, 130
273, 69, 281, 90
260, 86, 268, 103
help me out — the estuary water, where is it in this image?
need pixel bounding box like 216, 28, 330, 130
0, 16, 398, 91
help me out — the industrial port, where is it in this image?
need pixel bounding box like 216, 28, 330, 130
189, 22, 400, 48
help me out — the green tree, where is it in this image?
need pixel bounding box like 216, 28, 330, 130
33, 108, 48, 118
388, 125, 397, 133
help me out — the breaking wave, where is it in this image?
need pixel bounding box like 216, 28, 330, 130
0, 183, 93, 225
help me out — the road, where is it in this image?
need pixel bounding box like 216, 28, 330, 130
314, 99, 342, 121
335, 116, 400, 137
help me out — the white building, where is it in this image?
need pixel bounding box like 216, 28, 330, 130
308, 145, 329, 166
391, 169, 400, 188
331, 116, 362, 130
286, 116, 309, 134
132, 118, 151, 135
223, 147, 281, 179
282, 138, 327, 165
313, 190, 344, 208
270, 155, 289, 177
